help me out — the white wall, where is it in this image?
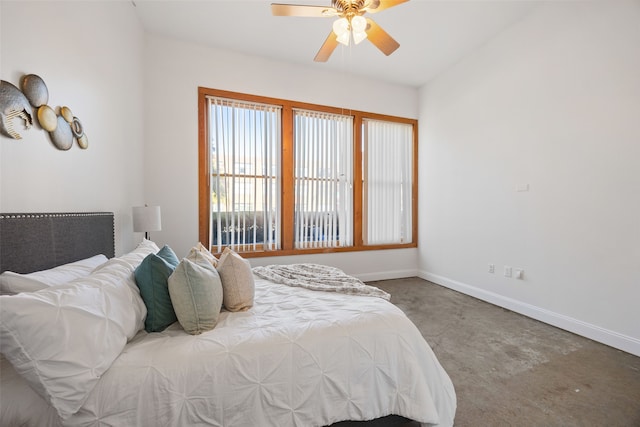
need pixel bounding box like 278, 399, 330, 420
0, 1, 145, 255
143, 35, 419, 280
3, 0, 637, 355
419, 1, 640, 355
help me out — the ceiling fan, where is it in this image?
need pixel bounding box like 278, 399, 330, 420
271, 0, 408, 62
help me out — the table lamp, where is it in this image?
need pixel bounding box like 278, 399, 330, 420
132, 205, 162, 240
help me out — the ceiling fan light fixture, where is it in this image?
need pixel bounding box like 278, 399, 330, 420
351, 15, 366, 32
272, 0, 407, 61
352, 30, 367, 44
333, 17, 351, 45
351, 15, 367, 44
333, 17, 349, 35
337, 32, 351, 46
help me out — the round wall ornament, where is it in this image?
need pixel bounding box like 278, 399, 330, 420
37, 105, 58, 132
21, 74, 49, 108
77, 133, 89, 149
60, 106, 74, 123
71, 116, 83, 138
49, 115, 73, 150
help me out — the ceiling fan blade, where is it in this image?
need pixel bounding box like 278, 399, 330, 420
364, 0, 409, 14
271, 3, 337, 17
365, 18, 400, 56
314, 31, 339, 62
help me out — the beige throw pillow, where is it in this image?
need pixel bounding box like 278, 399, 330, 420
192, 242, 218, 267
216, 247, 254, 312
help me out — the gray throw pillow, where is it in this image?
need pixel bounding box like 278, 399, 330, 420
168, 255, 223, 335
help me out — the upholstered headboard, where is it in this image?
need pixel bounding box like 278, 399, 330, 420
0, 212, 115, 274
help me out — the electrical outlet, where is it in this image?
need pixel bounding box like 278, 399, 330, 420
504, 266, 512, 278
488, 264, 495, 274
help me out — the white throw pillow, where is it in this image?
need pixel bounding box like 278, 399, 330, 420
216, 247, 255, 312
0, 257, 144, 420
0, 254, 108, 295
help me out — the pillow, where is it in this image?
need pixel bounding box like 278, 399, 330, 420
116, 238, 160, 268
0, 257, 143, 420
168, 251, 223, 335
105, 239, 160, 334
134, 245, 180, 332
0, 254, 108, 295
216, 247, 255, 312
190, 242, 218, 267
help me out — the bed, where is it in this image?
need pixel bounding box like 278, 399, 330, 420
0, 212, 456, 427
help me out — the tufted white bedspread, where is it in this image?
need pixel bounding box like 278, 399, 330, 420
1, 275, 456, 427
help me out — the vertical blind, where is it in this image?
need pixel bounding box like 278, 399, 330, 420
363, 119, 413, 245
293, 109, 354, 248
208, 96, 281, 252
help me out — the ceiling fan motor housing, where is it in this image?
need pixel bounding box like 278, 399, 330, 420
333, 0, 367, 15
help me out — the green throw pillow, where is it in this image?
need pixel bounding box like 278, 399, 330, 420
134, 245, 180, 332
168, 254, 223, 335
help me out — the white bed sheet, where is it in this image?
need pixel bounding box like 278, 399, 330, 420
1, 275, 456, 427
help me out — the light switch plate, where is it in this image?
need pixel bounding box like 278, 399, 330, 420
504, 266, 512, 277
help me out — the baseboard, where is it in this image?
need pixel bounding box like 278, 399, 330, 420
356, 269, 418, 283
419, 270, 640, 357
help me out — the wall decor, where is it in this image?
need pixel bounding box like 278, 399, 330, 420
60, 106, 73, 123
77, 133, 89, 149
71, 116, 84, 138
0, 73, 89, 150
21, 74, 49, 107
50, 115, 74, 150
59, 105, 88, 149
0, 80, 33, 139
37, 105, 57, 132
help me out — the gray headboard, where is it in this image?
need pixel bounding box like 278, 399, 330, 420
0, 212, 115, 274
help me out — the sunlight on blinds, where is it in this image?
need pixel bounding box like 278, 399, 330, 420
294, 109, 353, 249
208, 96, 281, 252
364, 119, 413, 245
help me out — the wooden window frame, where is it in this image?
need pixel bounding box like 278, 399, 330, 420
198, 87, 418, 258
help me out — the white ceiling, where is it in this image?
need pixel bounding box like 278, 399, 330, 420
133, 0, 539, 88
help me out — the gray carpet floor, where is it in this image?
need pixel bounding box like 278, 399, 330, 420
369, 277, 640, 427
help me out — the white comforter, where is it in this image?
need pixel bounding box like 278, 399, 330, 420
1, 276, 456, 427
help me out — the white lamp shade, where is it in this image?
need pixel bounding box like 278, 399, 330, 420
132, 206, 162, 233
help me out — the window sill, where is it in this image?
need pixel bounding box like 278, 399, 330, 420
212, 242, 417, 259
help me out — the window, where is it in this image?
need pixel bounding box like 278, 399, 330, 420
199, 88, 417, 257
294, 109, 353, 249
363, 119, 413, 245
206, 96, 280, 253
